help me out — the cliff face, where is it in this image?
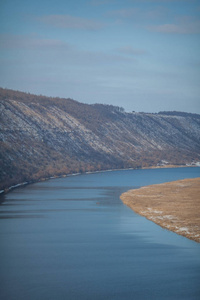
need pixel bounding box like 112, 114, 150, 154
0, 88, 200, 190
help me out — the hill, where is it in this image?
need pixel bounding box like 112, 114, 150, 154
0, 88, 200, 191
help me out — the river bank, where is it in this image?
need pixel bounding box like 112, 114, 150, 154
2, 164, 198, 196
1, 167, 200, 300
120, 177, 200, 243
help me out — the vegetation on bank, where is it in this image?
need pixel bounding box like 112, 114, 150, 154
1, 88, 200, 191
120, 177, 200, 242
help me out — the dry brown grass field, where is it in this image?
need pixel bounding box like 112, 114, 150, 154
120, 177, 200, 242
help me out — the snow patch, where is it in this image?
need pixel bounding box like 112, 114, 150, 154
176, 227, 190, 234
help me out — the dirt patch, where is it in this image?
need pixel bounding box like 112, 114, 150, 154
120, 177, 200, 243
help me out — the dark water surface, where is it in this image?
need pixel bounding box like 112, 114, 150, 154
0, 167, 200, 300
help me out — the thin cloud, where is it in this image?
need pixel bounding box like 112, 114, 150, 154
130, 0, 199, 2
0, 34, 70, 50
148, 19, 200, 34
107, 6, 170, 23
0, 34, 131, 66
90, 0, 115, 5
108, 8, 138, 18
37, 14, 105, 30
118, 46, 147, 56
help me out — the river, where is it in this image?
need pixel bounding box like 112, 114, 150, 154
0, 167, 200, 299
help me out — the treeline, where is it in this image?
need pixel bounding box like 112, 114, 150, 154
0, 88, 125, 131
0, 88, 199, 191
158, 111, 200, 119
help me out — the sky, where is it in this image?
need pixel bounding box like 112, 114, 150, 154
0, 0, 200, 113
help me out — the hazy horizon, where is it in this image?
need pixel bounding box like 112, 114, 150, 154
1, 86, 199, 115
0, 0, 199, 114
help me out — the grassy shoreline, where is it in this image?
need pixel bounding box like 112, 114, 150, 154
120, 177, 200, 243
0, 164, 197, 196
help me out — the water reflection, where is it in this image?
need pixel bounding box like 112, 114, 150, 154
0, 168, 200, 300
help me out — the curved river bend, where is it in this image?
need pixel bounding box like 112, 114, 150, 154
0, 167, 200, 300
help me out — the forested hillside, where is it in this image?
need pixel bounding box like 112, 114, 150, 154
0, 88, 200, 191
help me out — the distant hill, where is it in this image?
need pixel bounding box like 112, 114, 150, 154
0, 87, 200, 191
158, 111, 200, 118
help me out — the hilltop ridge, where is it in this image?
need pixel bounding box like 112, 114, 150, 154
0, 88, 200, 191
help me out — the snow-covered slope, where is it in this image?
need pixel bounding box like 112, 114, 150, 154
0, 88, 200, 190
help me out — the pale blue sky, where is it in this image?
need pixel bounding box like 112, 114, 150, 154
0, 0, 199, 113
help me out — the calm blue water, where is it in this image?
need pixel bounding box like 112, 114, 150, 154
0, 167, 200, 300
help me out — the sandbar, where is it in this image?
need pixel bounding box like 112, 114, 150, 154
120, 177, 200, 242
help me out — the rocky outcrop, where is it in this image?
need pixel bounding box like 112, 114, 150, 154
0, 88, 200, 190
